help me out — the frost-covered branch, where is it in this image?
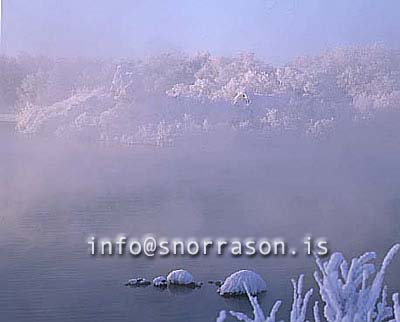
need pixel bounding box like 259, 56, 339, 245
217, 245, 399, 322
228, 283, 282, 322
218, 276, 314, 322
216, 310, 227, 322
314, 244, 400, 322
390, 293, 400, 322
290, 275, 313, 322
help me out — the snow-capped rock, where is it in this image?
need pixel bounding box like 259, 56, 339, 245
125, 277, 151, 286
153, 276, 167, 287
166, 269, 194, 286
217, 270, 267, 296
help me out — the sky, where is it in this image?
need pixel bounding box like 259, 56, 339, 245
2, 0, 400, 63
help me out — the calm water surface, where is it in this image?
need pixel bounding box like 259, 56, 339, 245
1, 124, 399, 322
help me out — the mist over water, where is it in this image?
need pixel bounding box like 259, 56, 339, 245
1, 118, 400, 321
1, 1, 400, 321
2, 50, 400, 320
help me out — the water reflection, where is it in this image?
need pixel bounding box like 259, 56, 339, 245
1, 129, 399, 322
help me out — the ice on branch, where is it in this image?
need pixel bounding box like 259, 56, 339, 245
216, 245, 400, 322
216, 310, 227, 322
217, 275, 313, 322
314, 244, 400, 322
392, 293, 400, 322
290, 275, 313, 322
152, 276, 167, 287
228, 283, 282, 322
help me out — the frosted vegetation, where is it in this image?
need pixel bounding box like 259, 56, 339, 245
1, 46, 399, 145
217, 245, 400, 322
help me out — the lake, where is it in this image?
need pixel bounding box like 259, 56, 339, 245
1, 124, 399, 322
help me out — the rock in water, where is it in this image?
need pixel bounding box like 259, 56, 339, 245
125, 277, 151, 286
166, 269, 194, 285
153, 276, 167, 287
217, 270, 267, 296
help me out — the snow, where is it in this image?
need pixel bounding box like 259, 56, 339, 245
216, 310, 227, 322
216, 275, 311, 321
217, 270, 267, 296
12, 47, 400, 146
290, 275, 314, 322
218, 282, 281, 322
393, 293, 400, 322
152, 276, 167, 287
166, 269, 194, 285
125, 277, 151, 286
216, 244, 400, 322
314, 243, 400, 322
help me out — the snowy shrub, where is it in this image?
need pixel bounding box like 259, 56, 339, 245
290, 275, 314, 322
16, 57, 114, 110
16, 89, 114, 139
392, 293, 400, 322
228, 283, 282, 322
306, 118, 336, 140
217, 310, 228, 322
0, 55, 28, 112
314, 244, 400, 322
8, 46, 400, 145
216, 245, 400, 322
167, 53, 275, 103
217, 274, 313, 322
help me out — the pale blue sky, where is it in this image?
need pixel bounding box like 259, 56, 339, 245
3, 0, 400, 63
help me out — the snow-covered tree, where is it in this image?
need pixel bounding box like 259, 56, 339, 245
9, 46, 400, 145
